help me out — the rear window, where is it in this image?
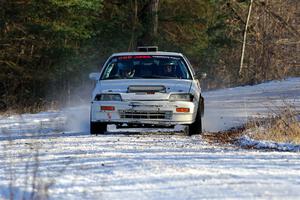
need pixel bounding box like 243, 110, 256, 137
101, 55, 192, 80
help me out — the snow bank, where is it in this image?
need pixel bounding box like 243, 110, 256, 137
239, 135, 300, 152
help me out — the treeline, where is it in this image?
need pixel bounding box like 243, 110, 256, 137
0, 0, 299, 111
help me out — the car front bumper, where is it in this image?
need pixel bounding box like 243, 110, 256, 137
90, 100, 197, 125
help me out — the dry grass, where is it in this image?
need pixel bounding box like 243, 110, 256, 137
202, 126, 246, 145
246, 107, 300, 144
203, 105, 300, 147
0, 101, 59, 115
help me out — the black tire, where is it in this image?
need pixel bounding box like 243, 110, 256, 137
90, 122, 107, 135
186, 103, 203, 136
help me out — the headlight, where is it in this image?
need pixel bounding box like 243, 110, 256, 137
94, 94, 122, 101
169, 93, 194, 102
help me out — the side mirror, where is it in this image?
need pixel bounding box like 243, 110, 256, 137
195, 72, 207, 80
89, 73, 100, 81
200, 72, 207, 79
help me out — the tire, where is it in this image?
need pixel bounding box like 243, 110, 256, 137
186, 103, 203, 136
90, 122, 107, 135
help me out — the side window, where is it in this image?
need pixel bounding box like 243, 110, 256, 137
102, 62, 115, 79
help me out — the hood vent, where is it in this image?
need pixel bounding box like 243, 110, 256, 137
127, 85, 166, 93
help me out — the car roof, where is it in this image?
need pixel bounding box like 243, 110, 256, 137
111, 51, 183, 57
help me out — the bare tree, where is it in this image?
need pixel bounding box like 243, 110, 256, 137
239, 0, 254, 76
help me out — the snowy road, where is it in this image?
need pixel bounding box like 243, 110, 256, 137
0, 78, 300, 199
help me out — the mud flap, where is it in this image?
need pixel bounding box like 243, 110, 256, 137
200, 95, 204, 117
184, 125, 190, 136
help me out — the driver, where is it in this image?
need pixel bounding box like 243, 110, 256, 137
124, 67, 135, 78
118, 63, 135, 78
163, 62, 176, 77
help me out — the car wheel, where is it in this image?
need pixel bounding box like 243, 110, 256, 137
90, 122, 107, 135
186, 104, 202, 136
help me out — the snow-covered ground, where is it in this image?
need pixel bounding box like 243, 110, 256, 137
0, 78, 300, 199
239, 135, 300, 152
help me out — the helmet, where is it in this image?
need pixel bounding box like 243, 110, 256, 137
118, 61, 134, 77
163, 61, 176, 72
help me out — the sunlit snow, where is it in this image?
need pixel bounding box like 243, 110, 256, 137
0, 78, 300, 199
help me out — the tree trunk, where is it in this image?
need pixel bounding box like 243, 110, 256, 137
128, 0, 138, 51
137, 0, 159, 46
239, 0, 254, 76
151, 0, 159, 38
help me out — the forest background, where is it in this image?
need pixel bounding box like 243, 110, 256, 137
0, 0, 299, 111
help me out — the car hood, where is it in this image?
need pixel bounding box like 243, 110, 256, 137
93, 79, 192, 101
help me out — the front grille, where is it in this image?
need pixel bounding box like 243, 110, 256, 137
119, 110, 172, 120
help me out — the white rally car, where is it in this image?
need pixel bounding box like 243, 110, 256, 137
89, 47, 205, 136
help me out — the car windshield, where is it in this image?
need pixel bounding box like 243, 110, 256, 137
101, 55, 192, 80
